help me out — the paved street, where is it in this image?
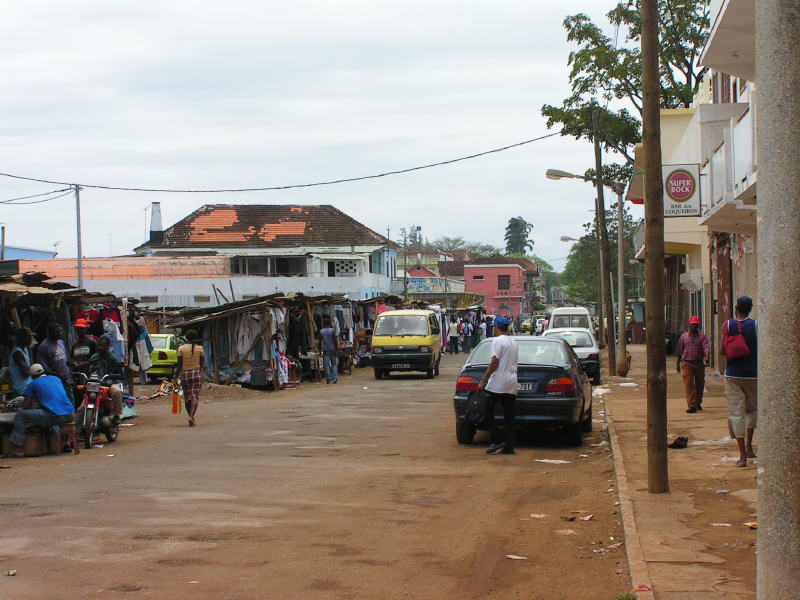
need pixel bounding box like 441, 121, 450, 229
1, 354, 629, 600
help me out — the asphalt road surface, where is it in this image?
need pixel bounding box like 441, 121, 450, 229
1, 353, 630, 600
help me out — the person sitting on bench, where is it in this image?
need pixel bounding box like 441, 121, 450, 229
4, 364, 75, 458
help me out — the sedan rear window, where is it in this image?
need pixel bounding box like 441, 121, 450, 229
544, 331, 594, 348
151, 337, 168, 349
468, 339, 566, 366
374, 315, 429, 336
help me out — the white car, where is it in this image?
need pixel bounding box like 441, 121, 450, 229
534, 318, 546, 335
542, 327, 601, 385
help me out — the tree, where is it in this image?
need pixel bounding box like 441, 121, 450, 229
430, 235, 501, 258
397, 225, 423, 249
504, 217, 534, 255
541, 1, 711, 164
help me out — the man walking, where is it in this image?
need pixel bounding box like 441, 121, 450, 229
447, 317, 459, 354
477, 316, 518, 455
462, 319, 472, 354
318, 318, 339, 384
722, 296, 758, 467
676, 316, 709, 413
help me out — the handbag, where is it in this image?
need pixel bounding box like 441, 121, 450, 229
722, 319, 750, 361
464, 390, 490, 425
171, 386, 183, 414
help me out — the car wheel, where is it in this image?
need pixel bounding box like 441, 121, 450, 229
592, 372, 602, 386
456, 422, 475, 444
373, 368, 383, 380
582, 407, 593, 432
426, 367, 434, 379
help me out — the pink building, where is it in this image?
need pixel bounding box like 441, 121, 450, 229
463, 256, 527, 318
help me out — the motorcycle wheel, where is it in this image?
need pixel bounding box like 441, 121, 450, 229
83, 408, 95, 450
105, 421, 119, 443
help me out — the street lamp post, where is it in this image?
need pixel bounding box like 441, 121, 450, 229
547, 169, 628, 376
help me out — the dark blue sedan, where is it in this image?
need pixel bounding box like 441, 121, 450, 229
452, 336, 593, 446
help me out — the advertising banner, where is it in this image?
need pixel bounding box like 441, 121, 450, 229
663, 164, 701, 217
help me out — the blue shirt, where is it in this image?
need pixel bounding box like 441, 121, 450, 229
319, 328, 337, 352
724, 318, 757, 379
24, 375, 74, 416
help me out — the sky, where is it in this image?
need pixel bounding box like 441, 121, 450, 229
0, 0, 642, 271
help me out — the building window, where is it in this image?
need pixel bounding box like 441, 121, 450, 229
498, 275, 510, 290
193, 295, 211, 303
328, 261, 336, 277
368, 254, 373, 273
141, 296, 159, 304
472, 275, 484, 280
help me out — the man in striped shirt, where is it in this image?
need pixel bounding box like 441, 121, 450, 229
676, 316, 710, 413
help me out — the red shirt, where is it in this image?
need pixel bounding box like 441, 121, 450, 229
676, 331, 709, 362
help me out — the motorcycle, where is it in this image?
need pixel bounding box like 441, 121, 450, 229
74, 372, 121, 449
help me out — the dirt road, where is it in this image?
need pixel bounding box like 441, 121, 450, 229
1, 354, 630, 600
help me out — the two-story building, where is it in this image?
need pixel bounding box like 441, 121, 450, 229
2, 204, 398, 308
464, 254, 539, 318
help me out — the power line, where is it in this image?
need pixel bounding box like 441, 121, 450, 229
0, 187, 72, 204
0, 190, 74, 205
0, 131, 563, 194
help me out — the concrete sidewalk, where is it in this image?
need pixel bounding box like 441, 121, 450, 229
602, 344, 756, 600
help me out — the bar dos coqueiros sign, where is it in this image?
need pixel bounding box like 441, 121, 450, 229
662, 164, 700, 217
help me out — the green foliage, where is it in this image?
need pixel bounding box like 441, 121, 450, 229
504, 217, 534, 255
541, 1, 711, 163
397, 225, 423, 248
430, 235, 500, 258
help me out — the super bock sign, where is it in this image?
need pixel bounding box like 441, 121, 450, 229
662, 164, 701, 217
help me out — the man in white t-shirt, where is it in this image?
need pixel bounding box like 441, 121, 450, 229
477, 316, 518, 455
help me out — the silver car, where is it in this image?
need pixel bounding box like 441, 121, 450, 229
542, 328, 601, 385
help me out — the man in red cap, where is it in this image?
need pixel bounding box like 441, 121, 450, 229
676, 316, 710, 413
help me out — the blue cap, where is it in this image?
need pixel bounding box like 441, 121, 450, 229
494, 316, 510, 328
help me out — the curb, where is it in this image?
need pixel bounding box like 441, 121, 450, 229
605, 408, 655, 600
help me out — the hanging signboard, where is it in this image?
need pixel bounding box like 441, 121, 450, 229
663, 164, 701, 217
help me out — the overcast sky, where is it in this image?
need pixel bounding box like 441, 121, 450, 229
0, 1, 641, 271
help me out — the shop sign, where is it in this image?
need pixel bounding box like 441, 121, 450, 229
663, 164, 700, 217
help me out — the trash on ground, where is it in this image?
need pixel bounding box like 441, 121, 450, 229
690, 437, 731, 446
555, 529, 577, 535
533, 459, 571, 464
667, 436, 688, 449
529, 514, 547, 519
618, 382, 638, 387
715, 489, 729, 495
362, 387, 369, 390
591, 440, 609, 447
506, 554, 528, 560
579, 514, 594, 521
711, 523, 733, 527
592, 387, 611, 397
106, 454, 116, 457
743, 522, 758, 529
632, 585, 653, 592
94, 444, 104, 448
578, 454, 589, 459
607, 488, 615, 493
119, 423, 136, 427
188, 580, 199, 584
5, 570, 16, 576
561, 516, 577, 521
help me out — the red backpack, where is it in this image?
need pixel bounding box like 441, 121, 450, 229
723, 319, 751, 361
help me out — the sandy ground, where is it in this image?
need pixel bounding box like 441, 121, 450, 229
1, 353, 631, 600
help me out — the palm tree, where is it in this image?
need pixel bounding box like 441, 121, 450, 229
504, 217, 534, 254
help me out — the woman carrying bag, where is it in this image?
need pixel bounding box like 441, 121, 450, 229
174, 330, 205, 427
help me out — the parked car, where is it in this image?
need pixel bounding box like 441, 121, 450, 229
542, 328, 601, 385
520, 319, 533, 333
452, 336, 593, 446
146, 333, 181, 380
370, 309, 442, 379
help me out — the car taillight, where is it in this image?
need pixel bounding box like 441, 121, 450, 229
587, 353, 599, 359
545, 377, 575, 393
158, 351, 168, 360
456, 376, 479, 392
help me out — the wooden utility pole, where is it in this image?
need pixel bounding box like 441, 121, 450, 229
641, 0, 668, 493
593, 111, 616, 375
616, 188, 629, 376
594, 214, 605, 349
74, 185, 84, 289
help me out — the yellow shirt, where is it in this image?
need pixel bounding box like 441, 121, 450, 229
178, 343, 204, 371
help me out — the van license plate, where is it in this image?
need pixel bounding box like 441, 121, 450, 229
518, 382, 533, 392
392, 363, 410, 369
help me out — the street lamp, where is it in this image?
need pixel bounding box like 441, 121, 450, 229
547, 168, 629, 377
559, 235, 579, 242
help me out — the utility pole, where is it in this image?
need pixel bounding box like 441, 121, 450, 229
1, 225, 6, 260
593, 110, 616, 374
403, 232, 408, 302
616, 188, 629, 376
641, 0, 668, 493
756, 1, 800, 596
594, 214, 605, 349
74, 185, 84, 289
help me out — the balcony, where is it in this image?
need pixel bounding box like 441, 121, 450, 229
700, 0, 755, 80
699, 105, 757, 234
